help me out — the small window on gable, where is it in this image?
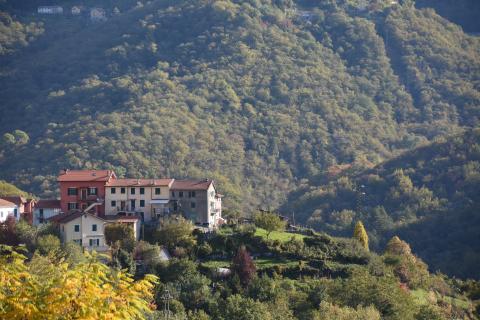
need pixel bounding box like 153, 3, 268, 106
92, 224, 97, 232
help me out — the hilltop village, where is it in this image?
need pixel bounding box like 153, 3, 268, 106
0, 169, 223, 251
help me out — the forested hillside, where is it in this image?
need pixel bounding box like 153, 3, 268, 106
283, 129, 480, 279
0, 0, 478, 213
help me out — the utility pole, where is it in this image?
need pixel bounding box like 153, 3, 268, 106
162, 289, 173, 319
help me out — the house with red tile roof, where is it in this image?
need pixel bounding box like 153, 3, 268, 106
50, 208, 140, 251
57, 169, 116, 216
171, 179, 223, 228
0, 196, 35, 223
56, 169, 223, 229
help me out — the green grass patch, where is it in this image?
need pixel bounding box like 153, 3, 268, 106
254, 228, 306, 242
201, 257, 299, 270
411, 289, 472, 309
411, 289, 429, 305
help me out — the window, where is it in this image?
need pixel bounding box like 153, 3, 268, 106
131, 199, 136, 210
68, 202, 78, 210
89, 239, 99, 247
155, 188, 161, 195
140, 187, 145, 195
67, 188, 77, 196
39, 208, 44, 217
121, 187, 126, 194
88, 187, 97, 195
171, 191, 175, 197
14, 209, 17, 218
74, 225, 80, 232
131, 188, 135, 195
92, 224, 97, 231
191, 191, 196, 198
111, 187, 116, 194
140, 200, 145, 207
191, 202, 196, 209
73, 239, 82, 245
111, 200, 116, 207
179, 191, 184, 198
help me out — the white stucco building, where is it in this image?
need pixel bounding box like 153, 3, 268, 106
0, 199, 18, 222
33, 199, 61, 225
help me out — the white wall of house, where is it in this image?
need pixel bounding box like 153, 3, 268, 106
0, 205, 19, 222
60, 214, 107, 251
33, 208, 61, 226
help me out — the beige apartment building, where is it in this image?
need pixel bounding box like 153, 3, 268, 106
104, 179, 174, 222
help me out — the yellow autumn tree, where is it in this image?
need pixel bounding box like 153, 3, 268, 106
0, 245, 158, 319
353, 221, 369, 251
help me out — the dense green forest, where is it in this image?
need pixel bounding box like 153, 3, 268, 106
0, 0, 479, 278
283, 129, 480, 279
1, 0, 478, 206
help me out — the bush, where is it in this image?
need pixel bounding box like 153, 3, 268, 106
36, 234, 61, 255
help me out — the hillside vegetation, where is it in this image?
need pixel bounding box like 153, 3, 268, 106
283, 129, 480, 279
0, 0, 478, 213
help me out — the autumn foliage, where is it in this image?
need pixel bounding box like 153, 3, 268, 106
0, 245, 157, 319
231, 246, 256, 287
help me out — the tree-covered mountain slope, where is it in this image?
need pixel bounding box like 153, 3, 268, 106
282, 128, 480, 278
0, 0, 478, 213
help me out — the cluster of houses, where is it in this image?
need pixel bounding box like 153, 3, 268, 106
37, 5, 110, 22
0, 170, 224, 252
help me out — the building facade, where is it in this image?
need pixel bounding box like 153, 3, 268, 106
0, 196, 35, 223
57, 170, 223, 228
0, 199, 18, 222
33, 199, 61, 225
58, 169, 116, 216
104, 179, 173, 223
54, 212, 109, 251
170, 180, 223, 228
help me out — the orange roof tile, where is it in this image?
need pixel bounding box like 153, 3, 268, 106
1, 196, 26, 206
106, 178, 174, 187
172, 179, 214, 191
57, 170, 116, 182
0, 199, 16, 208
36, 199, 61, 209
